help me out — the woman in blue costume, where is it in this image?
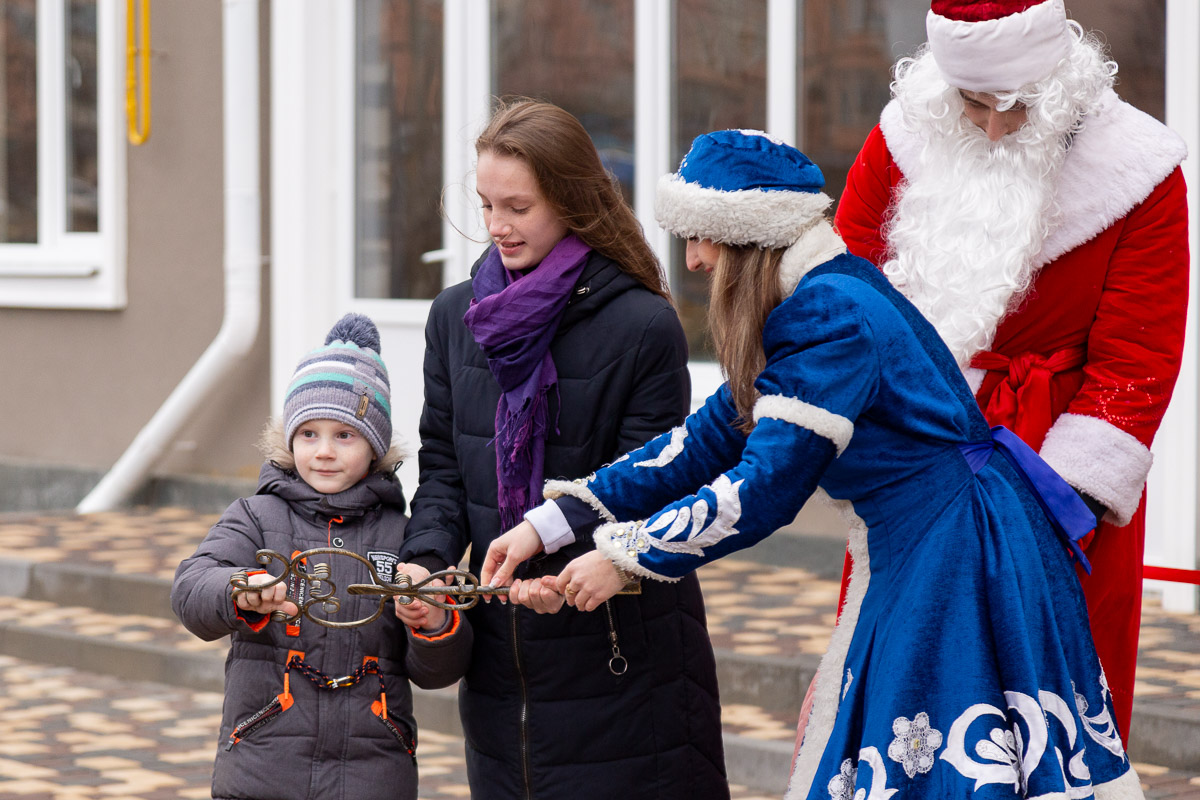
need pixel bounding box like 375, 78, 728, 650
481, 130, 1143, 800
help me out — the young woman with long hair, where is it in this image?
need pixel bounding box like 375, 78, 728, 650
483, 130, 1141, 799
396, 98, 728, 800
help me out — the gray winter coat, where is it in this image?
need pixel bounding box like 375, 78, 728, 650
172, 460, 471, 800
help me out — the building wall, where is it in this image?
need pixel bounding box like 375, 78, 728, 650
0, 0, 270, 483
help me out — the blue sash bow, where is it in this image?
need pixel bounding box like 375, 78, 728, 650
959, 426, 1095, 574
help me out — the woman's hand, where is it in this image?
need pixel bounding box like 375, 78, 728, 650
508, 575, 565, 614
480, 521, 545, 596
392, 563, 448, 631
555, 551, 626, 612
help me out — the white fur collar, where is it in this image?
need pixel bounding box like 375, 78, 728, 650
779, 220, 848, 295
879, 89, 1186, 267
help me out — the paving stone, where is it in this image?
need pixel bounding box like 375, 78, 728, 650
0, 508, 1196, 796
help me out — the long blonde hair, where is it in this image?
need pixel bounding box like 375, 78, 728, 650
475, 98, 670, 301
708, 243, 785, 433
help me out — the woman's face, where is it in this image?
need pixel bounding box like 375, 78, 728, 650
476, 152, 569, 271
685, 238, 720, 274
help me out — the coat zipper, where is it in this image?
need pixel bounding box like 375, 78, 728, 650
511, 602, 534, 799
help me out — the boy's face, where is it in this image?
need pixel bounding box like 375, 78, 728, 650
292, 419, 374, 495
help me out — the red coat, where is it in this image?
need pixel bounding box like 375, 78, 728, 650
834, 92, 1190, 742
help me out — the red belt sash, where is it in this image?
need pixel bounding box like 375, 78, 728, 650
970, 346, 1087, 451
972, 346, 1200, 586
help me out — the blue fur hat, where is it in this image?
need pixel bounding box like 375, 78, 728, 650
283, 313, 392, 460
655, 129, 833, 248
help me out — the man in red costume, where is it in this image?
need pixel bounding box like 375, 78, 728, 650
833, 0, 1189, 744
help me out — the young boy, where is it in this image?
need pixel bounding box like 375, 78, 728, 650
171, 313, 471, 800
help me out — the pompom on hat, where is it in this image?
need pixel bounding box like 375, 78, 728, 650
283, 313, 392, 460
655, 129, 833, 249
926, 0, 1072, 93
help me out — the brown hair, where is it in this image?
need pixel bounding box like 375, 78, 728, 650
475, 98, 670, 300
708, 243, 785, 434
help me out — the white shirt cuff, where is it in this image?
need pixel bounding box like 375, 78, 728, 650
524, 500, 575, 555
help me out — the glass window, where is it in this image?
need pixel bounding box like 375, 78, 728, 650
354, 0, 444, 300
800, 0, 924, 212
1068, 1, 1164, 122
66, 0, 98, 233
1, 0, 37, 243
492, 0, 635, 204
0, 0, 121, 309
672, 0, 767, 361
799, 0, 1165, 215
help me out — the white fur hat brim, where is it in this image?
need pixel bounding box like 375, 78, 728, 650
927, 0, 1071, 92
655, 173, 833, 249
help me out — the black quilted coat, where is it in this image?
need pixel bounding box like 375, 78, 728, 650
401, 248, 729, 800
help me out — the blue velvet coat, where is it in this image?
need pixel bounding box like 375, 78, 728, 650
548, 253, 1141, 800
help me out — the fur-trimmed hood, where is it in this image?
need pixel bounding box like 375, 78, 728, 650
257, 417, 409, 475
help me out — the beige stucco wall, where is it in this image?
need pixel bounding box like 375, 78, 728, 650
0, 0, 270, 482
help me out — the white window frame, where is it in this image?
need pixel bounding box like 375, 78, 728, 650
0, 0, 126, 309
1145, 0, 1200, 612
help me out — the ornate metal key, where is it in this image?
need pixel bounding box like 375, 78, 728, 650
229, 547, 639, 630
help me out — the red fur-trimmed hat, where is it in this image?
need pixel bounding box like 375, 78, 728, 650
926, 0, 1071, 92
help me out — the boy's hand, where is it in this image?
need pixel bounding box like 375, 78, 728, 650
392, 563, 449, 631
233, 572, 299, 617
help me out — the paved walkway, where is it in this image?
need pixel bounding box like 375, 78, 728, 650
0, 507, 1195, 798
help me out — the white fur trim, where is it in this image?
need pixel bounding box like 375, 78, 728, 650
926, 0, 1071, 93
542, 479, 617, 523
785, 490, 870, 799
1093, 767, 1146, 800
779, 220, 848, 295
963, 366, 985, 394
592, 522, 680, 582
655, 173, 833, 249
753, 395, 854, 456
881, 90, 1187, 270
1039, 413, 1152, 527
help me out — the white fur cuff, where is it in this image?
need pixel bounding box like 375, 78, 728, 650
753, 395, 854, 456
926, 0, 1070, 93
543, 479, 617, 523
593, 523, 679, 582
1039, 413, 1152, 527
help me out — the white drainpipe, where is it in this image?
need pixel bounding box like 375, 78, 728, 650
77, 0, 261, 512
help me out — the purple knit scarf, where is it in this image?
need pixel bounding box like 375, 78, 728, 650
463, 234, 592, 530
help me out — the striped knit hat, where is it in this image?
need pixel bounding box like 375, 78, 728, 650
283, 313, 392, 460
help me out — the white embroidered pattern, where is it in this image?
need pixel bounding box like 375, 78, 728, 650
646, 474, 745, 556
633, 426, 688, 468
887, 712, 942, 778
825, 749, 898, 800
827, 759, 857, 800
599, 474, 745, 561
942, 687, 1116, 796
843, 668, 854, 700
857, 747, 899, 800
1040, 689, 1096, 798
1074, 677, 1125, 758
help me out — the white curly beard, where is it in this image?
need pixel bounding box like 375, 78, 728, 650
882, 116, 1068, 367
